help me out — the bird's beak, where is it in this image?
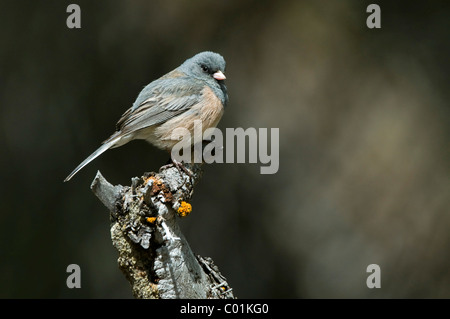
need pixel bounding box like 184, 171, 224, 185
213, 70, 226, 81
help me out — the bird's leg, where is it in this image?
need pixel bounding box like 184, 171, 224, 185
172, 157, 193, 178
159, 156, 193, 179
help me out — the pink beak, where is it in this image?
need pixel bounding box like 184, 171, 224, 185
213, 70, 226, 81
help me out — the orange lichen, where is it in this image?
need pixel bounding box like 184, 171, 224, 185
143, 175, 155, 185
146, 217, 157, 224
177, 201, 192, 217
147, 177, 173, 203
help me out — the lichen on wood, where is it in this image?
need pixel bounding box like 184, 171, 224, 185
90, 163, 235, 299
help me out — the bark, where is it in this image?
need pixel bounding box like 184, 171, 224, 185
90, 163, 235, 299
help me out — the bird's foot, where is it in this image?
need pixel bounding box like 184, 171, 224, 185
159, 158, 193, 179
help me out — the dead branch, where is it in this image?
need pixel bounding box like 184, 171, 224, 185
90, 163, 235, 299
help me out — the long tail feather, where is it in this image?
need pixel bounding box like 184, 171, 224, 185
64, 139, 117, 182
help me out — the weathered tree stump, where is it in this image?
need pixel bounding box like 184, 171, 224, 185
90, 163, 235, 299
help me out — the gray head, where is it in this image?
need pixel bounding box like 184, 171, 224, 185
179, 51, 228, 106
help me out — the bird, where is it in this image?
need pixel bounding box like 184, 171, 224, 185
64, 51, 228, 182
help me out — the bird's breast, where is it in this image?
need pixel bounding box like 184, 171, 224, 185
143, 86, 224, 151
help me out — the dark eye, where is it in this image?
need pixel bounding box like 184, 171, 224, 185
201, 65, 210, 73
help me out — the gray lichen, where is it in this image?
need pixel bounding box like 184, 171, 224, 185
91, 164, 235, 299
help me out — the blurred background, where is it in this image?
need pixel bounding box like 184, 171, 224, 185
0, 0, 449, 298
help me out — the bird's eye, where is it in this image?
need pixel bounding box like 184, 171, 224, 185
201, 65, 210, 73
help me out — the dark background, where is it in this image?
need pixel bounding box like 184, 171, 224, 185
0, 0, 449, 298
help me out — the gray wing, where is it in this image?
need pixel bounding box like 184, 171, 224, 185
113, 76, 204, 137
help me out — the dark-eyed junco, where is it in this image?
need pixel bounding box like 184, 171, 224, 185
64, 51, 228, 182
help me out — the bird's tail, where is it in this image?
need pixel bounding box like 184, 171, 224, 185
64, 138, 117, 182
